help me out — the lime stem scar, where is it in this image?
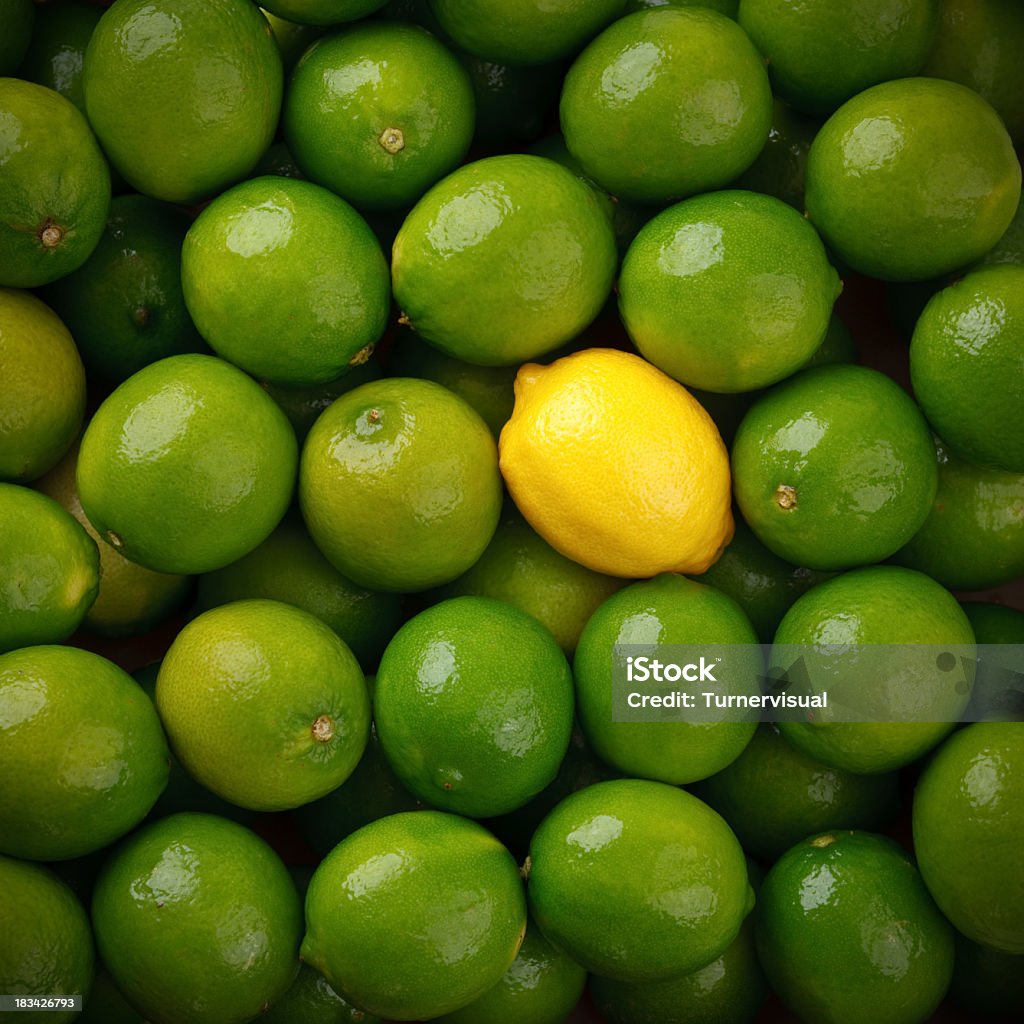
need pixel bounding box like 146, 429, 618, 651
312, 715, 334, 742
378, 127, 405, 154
775, 484, 798, 510
40, 223, 64, 248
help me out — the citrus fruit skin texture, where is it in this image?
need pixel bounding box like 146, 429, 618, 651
375, 596, 574, 817
18, 1, 102, 113
77, 353, 298, 575
0, 645, 169, 860
692, 724, 900, 861
43, 194, 207, 383
157, 599, 370, 811
527, 779, 753, 981
732, 364, 937, 570
284, 23, 475, 212
302, 810, 527, 1021
430, 0, 626, 65
262, 963, 377, 1024
182, 177, 389, 385
975, 191, 1024, 269
913, 722, 1024, 954
756, 831, 955, 1024
627, 0, 739, 12
574, 573, 760, 785
0, 0, 34, 74
0, 78, 110, 288
0, 855, 94, 1024
83, 0, 282, 204
500, 348, 734, 578
619, 190, 841, 393
773, 566, 976, 774
392, 154, 616, 366
0, 484, 98, 652
910, 264, 1024, 473
300, 378, 502, 592
560, 8, 772, 204
738, 0, 938, 115
260, 0, 389, 27
434, 919, 586, 1024
893, 439, 1024, 589
805, 77, 1021, 281
92, 812, 302, 1024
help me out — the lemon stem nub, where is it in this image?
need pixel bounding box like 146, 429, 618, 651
775, 484, 798, 510
378, 127, 405, 154
40, 223, 64, 248
312, 715, 334, 742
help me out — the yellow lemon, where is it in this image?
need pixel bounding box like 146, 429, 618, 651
499, 348, 732, 577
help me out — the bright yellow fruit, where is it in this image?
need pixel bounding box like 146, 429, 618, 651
499, 348, 733, 577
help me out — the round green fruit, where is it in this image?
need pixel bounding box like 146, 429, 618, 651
18, 1, 102, 113
0, 0, 34, 74
260, 0, 388, 27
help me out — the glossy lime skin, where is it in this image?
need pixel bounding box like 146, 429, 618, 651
393, 155, 615, 365
574, 574, 760, 785
950, 932, 1024, 1017
430, 0, 626, 65
284, 23, 474, 212
0, 484, 98, 652
911, 265, 1024, 472
805, 78, 1021, 281
773, 566, 975, 774
302, 811, 527, 1021
591, 919, 766, 1024
436, 919, 585, 1024
732, 365, 937, 570
0, 856, 94, 1024
44, 194, 206, 382
0, 78, 110, 287
93, 813, 302, 1024
560, 8, 771, 204
84, 0, 282, 203
627, 0, 738, 13
976, 191, 1024, 268
692, 725, 900, 861
0, 0, 34, 74
78, 354, 298, 575
263, 964, 377, 1024
19, 2, 102, 112
962, 602, 1024, 645
893, 440, 1024, 589
299, 378, 502, 592
0, 645, 168, 860
739, 0, 938, 115
260, 0, 388, 26
756, 831, 954, 1024
620, 190, 840, 392
376, 597, 574, 816
262, 12, 325, 74
924, 0, 1024, 145
914, 723, 1024, 954
528, 779, 753, 981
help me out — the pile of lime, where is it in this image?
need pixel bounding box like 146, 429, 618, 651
1, 0, 1022, 1022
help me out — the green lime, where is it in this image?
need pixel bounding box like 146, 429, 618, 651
182, 177, 389, 386
692, 724, 900, 861
691, 520, 834, 642
436, 503, 626, 653
756, 830, 954, 1024
620, 190, 841, 392
591, 919, 766, 1024
805, 77, 1021, 281
911, 264, 1024, 472
375, 596, 574, 815
0, 78, 109, 287
0, 484, 98, 651
430, 0, 626, 65
83, 0, 282, 203
435, 919, 586, 1024
79, 966, 145, 1024
805, 311, 857, 368
773, 566, 976, 773
950, 931, 1024, 1018
18, 2, 102, 113
35, 447, 190, 639
976, 191, 1024, 268
528, 779, 752, 981
924, 0, 1024, 146
0, 855, 94, 1024
739, 0, 938, 115
0, 645, 168, 860
263, 964, 378, 1024
393, 155, 615, 365
0, 288, 85, 481
262, 10, 325, 72
196, 515, 400, 671
893, 439, 1024, 590
913, 722, 1024, 954
302, 810, 526, 1020
93, 812, 301, 1024
299, 377, 502, 591
260, 0, 388, 26
962, 602, 1024, 645
157, 599, 370, 811
573, 573, 760, 784
627, 0, 738, 13
77, 354, 298, 575
560, 8, 771, 204
732, 365, 937, 569
284, 23, 474, 211
0, 0, 33, 74
251, 139, 305, 180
